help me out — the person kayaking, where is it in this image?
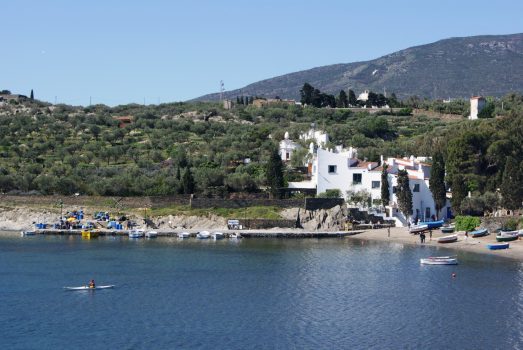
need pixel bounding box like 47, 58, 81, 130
88, 279, 95, 289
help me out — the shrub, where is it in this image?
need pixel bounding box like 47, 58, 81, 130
454, 215, 481, 232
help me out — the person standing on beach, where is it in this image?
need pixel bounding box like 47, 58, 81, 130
429, 230, 432, 241
420, 231, 426, 244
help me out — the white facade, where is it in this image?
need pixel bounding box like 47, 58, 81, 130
357, 90, 369, 101
468, 96, 486, 120
279, 131, 301, 162
308, 149, 450, 225
299, 129, 329, 148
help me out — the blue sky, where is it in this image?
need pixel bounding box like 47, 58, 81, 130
1, 0, 522, 106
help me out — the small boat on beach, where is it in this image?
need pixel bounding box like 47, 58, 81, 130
420, 256, 458, 265
145, 231, 158, 238
469, 228, 488, 238
178, 231, 190, 239
500, 230, 518, 237
20, 230, 36, 236
211, 231, 224, 240
418, 220, 444, 229
197, 231, 210, 239
64, 285, 115, 291
518, 229, 523, 237
409, 224, 428, 234
496, 233, 518, 242
441, 225, 455, 233
128, 229, 145, 238
487, 243, 510, 250
228, 232, 242, 239
437, 234, 458, 243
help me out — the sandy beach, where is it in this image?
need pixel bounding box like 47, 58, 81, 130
349, 226, 523, 261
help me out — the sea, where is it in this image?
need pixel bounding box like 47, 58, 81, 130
1, 232, 522, 349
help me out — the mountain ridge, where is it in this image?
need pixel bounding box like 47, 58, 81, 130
194, 33, 523, 101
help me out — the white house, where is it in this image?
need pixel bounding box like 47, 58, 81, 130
279, 131, 301, 162
291, 144, 450, 226
357, 90, 369, 102
299, 128, 329, 148
468, 96, 486, 120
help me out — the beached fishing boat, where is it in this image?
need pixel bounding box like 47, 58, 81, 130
145, 231, 158, 238
409, 224, 428, 234
418, 220, 444, 229
487, 243, 510, 250
518, 229, 523, 237
441, 225, 455, 233
197, 231, 210, 239
469, 228, 488, 238
64, 285, 115, 291
211, 231, 224, 240
20, 230, 36, 236
437, 234, 458, 243
177, 231, 190, 238
420, 256, 458, 265
500, 230, 518, 237
229, 232, 242, 239
128, 229, 145, 238
496, 233, 518, 242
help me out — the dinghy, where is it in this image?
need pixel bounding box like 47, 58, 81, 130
420, 256, 458, 265
437, 234, 458, 243
469, 228, 488, 238
418, 220, 444, 229
487, 243, 510, 250
64, 285, 115, 291
197, 231, 210, 239
409, 224, 428, 234
496, 233, 518, 242
441, 225, 455, 233
178, 231, 190, 239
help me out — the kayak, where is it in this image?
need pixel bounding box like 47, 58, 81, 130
64, 285, 115, 291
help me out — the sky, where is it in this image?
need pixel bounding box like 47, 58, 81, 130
1, 0, 522, 106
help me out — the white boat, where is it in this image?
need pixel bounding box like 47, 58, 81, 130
211, 231, 224, 240
229, 232, 242, 239
437, 234, 458, 243
64, 285, 115, 291
21, 230, 36, 236
128, 229, 145, 238
499, 230, 518, 237
145, 231, 158, 238
420, 256, 458, 265
197, 231, 210, 239
409, 224, 428, 234
178, 231, 190, 239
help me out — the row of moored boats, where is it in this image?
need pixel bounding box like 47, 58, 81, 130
127, 229, 241, 240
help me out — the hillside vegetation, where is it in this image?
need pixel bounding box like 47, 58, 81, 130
1, 92, 523, 217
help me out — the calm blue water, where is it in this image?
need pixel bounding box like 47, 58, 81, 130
1, 233, 522, 349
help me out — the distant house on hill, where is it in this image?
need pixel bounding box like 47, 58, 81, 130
468, 96, 486, 120
279, 131, 301, 162
357, 90, 369, 102
113, 116, 133, 128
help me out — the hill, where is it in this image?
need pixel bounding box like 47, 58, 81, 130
195, 33, 523, 101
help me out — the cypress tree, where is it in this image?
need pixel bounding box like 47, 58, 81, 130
182, 167, 195, 194
500, 156, 523, 211
266, 148, 284, 198
30, 89, 34, 100
396, 169, 413, 221
348, 89, 357, 106
338, 90, 348, 108
429, 151, 446, 218
450, 173, 467, 215
381, 164, 390, 207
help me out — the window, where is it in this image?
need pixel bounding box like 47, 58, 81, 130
352, 173, 362, 184
328, 165, 337, 174
413, 184, 420, 192
372, 181, 380, 189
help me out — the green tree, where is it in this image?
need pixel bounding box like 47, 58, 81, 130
266, 148, 284, 198
337, 90, 348, 108
500, 156, 523, 210
182, 167, 195, 194
30, 89, 34, 100
381, 164, 390, 206
348, 89, 357, 106
429, 151, 446, 218
450, 173, 467, 215
300, 83, 314, 105
396, 169, 413, 221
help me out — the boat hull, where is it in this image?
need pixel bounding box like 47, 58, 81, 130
469, 228, 488, 238
64, 285, 115, 291
487, 243, 510, 250
420, 257, 458, 265
441, 226, 455, 233
437, 234, 458, 243
496, 235, 518, 242
419, 220, 444, 229
409, 224, 428, 234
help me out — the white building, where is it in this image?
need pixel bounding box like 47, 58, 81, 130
279, 132, 301, 162
468, 96, 486, 120
299, 128, 329, 148
357, 90, 369, 102
290, 145, 450, 226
